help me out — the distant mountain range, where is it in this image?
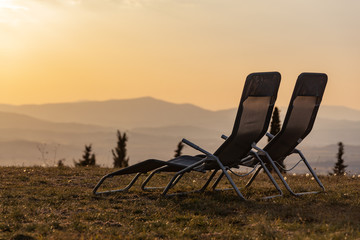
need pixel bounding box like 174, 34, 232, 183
0, 97, 359, 173
0, 97, 233, 129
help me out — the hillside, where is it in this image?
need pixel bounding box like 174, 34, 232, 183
0, 111, 113, 133
0, 97, 229, 129
1, 167, 360, 239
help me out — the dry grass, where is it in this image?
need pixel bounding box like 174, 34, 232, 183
1, 166, 360, 239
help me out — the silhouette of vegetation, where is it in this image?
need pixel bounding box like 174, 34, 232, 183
112, 130, 129, 168
268, 107, 281, 142
74, 144, 96, 167
36, 143, 49, 166
174, 141, 185, 158
36, 143, 60, 167
267, 107, 285, 172
333, 142, 347, 175
57, 159, 65, 168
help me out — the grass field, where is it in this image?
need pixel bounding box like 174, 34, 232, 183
1, 166, 360, 239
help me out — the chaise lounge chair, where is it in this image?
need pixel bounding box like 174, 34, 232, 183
93, 72, 282, 200
211, 73, 327, 196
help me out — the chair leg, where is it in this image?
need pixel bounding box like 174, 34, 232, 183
208, 149, 283, 200
211, 166, 259, 190
162, 155, 246, 200
295, 150, 325, 192
245, 166, 262, 188
162, 160, 206, 196
211, 161, 282, 199
141, 164, 187, 191
252, 152, 283, 199
203, 168, 244, 196
212, 172, 225, 190
212, 170, 249, 191
261, 149, 324, 196
93, 172, 142, 195
216, 159, 246, 200
159, 169, 217, 195
141, 169, 163, 191
173, 173, 185, 185
198, 170, 218, 192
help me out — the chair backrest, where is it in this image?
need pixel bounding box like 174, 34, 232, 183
263, 73, 327, 162
210, 72, 281, 167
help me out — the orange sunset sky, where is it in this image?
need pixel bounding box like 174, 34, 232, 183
1, 0, 359, 110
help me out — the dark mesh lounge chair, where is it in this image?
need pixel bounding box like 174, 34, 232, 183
93, 72, 281, 200
212, 73, 327, 196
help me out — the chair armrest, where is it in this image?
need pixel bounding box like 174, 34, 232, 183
291, 148, 300, 154
182, 138, 212, 156
221, 134, 228, 140
266, 132, 275, 139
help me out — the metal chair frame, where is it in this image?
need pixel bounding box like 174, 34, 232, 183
142, 138, 284, 200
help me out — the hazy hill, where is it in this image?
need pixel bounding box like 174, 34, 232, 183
0, 112, 117, 166
0, 96, 359, 130
0, 140, 81, 167
317, 105, 360, 121
0, 111, 221, 167
308, 118, 360, 146
282, 144, 360, 174
0, 97, 359, 173
0, 111, 113, 133
0, 97, 230, 129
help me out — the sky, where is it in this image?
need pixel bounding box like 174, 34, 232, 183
1, 0, 360, 110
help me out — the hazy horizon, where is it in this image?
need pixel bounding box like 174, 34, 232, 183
1, 0, 360, 111
1, 96, 360, 113
0, 96, 359, 173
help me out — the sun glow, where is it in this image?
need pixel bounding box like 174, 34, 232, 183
0, 0, 25, 10
0, 1, 29, 14
0, 0, 360, 110
0, 0, 29, 26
